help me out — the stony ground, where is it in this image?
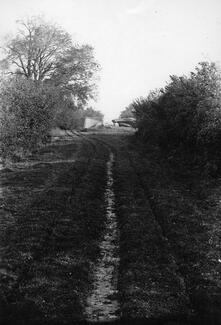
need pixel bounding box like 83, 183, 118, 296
0, 129, 220, 324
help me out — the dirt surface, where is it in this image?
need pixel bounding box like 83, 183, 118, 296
0, 129, 220, 324
85, 151, 120, 322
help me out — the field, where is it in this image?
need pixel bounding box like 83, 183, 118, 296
0, 128, 220, 324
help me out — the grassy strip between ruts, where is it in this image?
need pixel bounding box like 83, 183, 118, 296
113, 141, 190, 322
0, 138, 109, 324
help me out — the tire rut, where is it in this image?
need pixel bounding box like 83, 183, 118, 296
85, 151, 120, 322
90, 134, 191, 319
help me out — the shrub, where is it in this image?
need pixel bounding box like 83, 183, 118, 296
53, 105, 103, 130
0, 77, 57, 160
133, 62, 221, 171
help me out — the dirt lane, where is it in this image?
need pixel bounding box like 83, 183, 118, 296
89, 133, 190, 320
85, 151, 120, 322
0, 129, 220, 324
90, 130, 221, 324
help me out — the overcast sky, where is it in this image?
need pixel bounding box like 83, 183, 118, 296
0, 0, 221, 121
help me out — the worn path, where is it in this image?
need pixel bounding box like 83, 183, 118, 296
0, 129, 220, 324
85, 151, 120, 322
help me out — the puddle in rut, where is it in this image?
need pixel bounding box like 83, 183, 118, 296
85, 152, 120, 322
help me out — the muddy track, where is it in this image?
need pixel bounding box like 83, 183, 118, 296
89, 134, 192, 321
98, 132, 220, 324
85, 150, 120, 322
67, 131, 100, 155
68, 132, 121, 322
1, 131, 216, 324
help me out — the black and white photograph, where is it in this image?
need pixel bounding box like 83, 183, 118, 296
0, 0, 220, 324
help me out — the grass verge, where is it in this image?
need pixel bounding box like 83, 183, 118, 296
0, 137, 109, 324
121, 135, 221, 324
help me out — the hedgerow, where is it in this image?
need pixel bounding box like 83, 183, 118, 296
0, 77, 57, 161
132, 62, 221, 173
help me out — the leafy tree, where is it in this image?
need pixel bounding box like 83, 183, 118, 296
54, 105, 103, 130
49, 45, 99, 107
120, 103, 135, 119
133, 62, 221, 172
160, 62, 221, 149
83, 107, 103, 120
0, 16, 100, 160
0, 16, 99, 105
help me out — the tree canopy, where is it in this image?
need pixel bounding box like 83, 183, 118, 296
0, 16, 100, 160
120, 103, 135, 119
49, 44, 99, 106
0, 16, 99, 105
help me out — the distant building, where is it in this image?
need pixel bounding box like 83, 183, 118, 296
84, 117, 103, 129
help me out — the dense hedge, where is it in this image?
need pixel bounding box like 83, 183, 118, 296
0, 78, 57, 160
54, 105, 104, 130
0, 76, 103, 161
132, 62, 221, 173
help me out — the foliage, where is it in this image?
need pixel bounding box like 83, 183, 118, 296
54, 104, 103, 130
0, 16, 100, 160
49, 45, 100, 107
120, 103, 135, 119
0, 16, 100, 106
1, 16, 71, 81
84, 107, 103, 120
133, 62, 221, 172
0, 77, 57, 160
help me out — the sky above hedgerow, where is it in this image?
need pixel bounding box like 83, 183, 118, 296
0, 0, 220, 121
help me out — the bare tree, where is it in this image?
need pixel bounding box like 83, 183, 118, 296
1, 16, 72, 81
